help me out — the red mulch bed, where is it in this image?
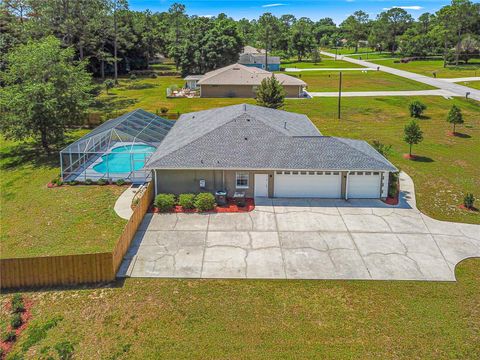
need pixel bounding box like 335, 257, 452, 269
0, 297, 33, 358
402, 154, 416, 160
151, 198, 255, 214
458, 204, 479, 212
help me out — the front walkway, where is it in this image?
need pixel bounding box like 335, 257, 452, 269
118, 173, 480, 281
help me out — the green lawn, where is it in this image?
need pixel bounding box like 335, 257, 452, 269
1, 258, 479, 359
459, 80, 480, 90
0, 135, 127, 258
370, 58, 480, 78
284, 70, 435, 92
281, 58, 363, 69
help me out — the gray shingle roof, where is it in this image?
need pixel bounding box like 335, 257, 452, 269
145, 104, 397, 172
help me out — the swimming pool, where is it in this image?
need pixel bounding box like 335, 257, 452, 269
93, 144, 156, 174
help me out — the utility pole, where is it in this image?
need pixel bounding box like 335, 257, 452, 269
338, 72, 342, 119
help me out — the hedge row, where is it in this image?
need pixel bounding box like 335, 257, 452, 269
154, 192, 216, 212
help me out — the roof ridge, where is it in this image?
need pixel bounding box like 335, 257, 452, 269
146, 110, 291, 167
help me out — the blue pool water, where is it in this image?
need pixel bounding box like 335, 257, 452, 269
93, 144, 156, 174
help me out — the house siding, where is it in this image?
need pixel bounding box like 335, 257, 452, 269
200, 84, 302, 98
154, 169, 275, 198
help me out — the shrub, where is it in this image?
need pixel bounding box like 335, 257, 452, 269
104, 79, 115, 94
154, 194, 176, 212
388, 172, 399, 198
160, 107, 169, 114
372, 140, 392, 158
178, 194, 196, 209
2, 330, 16, 342
12, 294, 24, 313
84, 178, 94, 185
408, 100, 427, 118
129, 74, 137, 80
116, 179, 126, 186
97, 178, 107, 185
11, 313, 23, 329
194, 193, 216, 212
67, 180, 78, 186
150, 72, 157, 78
57, 180, 64, 186
51, 178, 58, 185
463, 193, 475, 209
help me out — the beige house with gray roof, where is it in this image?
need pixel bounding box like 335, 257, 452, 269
194, 64, 306, 98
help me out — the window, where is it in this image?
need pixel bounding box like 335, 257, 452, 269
236, 172, 249, 188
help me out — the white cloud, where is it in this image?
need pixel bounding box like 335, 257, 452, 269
346, 0, 355, 2
199, 14, 214, 18
262, 3, 287, 8
383, 6, 424, 10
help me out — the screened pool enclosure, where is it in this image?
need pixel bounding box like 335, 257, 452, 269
60, 109, 175, 183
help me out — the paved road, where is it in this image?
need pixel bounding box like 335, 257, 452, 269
118, 173, 480, 281
439, 77, 480, 83
308, 89, 455, 98
321, 50, 480, 101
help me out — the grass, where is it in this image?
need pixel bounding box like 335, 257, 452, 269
284, 70, 435, 92
1, 258, 479, 358
281, 57, 363, 69
369, 58, 480, 78
458, 80, 480, 90
0, 134, 127, 259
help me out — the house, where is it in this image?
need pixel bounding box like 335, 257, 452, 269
145, 104, 397, 199
238, 46, 280, 71
195, 64, 306, 98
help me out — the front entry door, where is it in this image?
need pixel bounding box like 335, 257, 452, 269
254, 174, 269, 197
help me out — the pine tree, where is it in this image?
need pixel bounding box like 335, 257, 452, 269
256, 75, 286, 109
446, 105, 463, 134
403, 120, 424, 157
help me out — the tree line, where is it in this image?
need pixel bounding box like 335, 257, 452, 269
2, 0, 479, 80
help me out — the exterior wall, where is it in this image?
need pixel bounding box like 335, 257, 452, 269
200, 84, 302, 98
155, 169, 275, 198
155, 169, 223, 195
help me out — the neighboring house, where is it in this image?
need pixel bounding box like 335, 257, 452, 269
145, 104, 397, 199
195, 64, 306, 98
239, 46, 280, 71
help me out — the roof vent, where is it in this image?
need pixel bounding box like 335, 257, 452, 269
244, 137, 248, 141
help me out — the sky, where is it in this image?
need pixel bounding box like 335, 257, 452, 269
128, 0, 452, 24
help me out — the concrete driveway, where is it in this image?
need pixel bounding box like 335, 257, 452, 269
118, 174, 480, 281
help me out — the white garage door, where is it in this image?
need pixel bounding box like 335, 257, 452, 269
274, 171, 342, 198
348, 172, 381, 198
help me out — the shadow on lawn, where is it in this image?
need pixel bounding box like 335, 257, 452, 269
0, 141, 59, 170
0, 278, 128, 294
452, 132, 471, 139
411, 155, 434, 163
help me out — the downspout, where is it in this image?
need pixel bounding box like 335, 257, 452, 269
345, 172, 349, 200
154, 170, 158, 197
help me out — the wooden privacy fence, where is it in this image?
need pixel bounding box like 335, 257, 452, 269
0, 182, 154, 289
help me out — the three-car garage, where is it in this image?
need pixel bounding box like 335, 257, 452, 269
273, 170, 384, 199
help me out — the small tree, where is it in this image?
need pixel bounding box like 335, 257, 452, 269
372, 140, 392, 158
403, 120, 423, 157
463, 193, 475, 209
408, 100, 427, 118
446, 105, 463, 134
104, 79, 115, 94
311, 48, 321, 64
256, 75, 286, 109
